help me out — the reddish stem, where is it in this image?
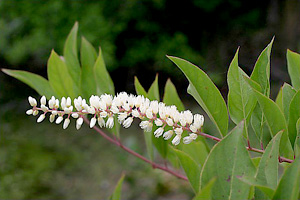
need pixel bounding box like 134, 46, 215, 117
83, 117, 188, 181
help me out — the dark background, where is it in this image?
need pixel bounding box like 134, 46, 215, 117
1, 0, 300, 199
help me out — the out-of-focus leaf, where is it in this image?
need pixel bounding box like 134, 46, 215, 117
227, 48, 257, 135
193, 178, 216, 200
63, 22, 81, 86
163, 78, 184, 111
256, 131, 282, 189
294, 118, 300, 157
94, 47, 115, 96
287, 49, 300, 90
173, 148, 201, 193
251, 89, 293, 159
2, 69, 55, 99
272, 157, 300, 200
80, 36, 97, 99
109, 173, 125, 200
147, 74, 160, 101
47, 50, 77, 99
134, 76, 153, 161
200, 121, 256, 199
250, 38, 274, 96
168, 56, 228, 137
288, 90, 300, 146
282, 83, 296, 120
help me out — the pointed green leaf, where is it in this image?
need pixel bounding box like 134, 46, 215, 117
251, 89, 293, 159
134, 76, 148, 97
47, 50, 77, 99
239, 177, 274, 199
256, 131, 282, 189
168, 56, 228, 137
147, 74, 160, 101
2, 69, 55, 99
110, 173, 125, 200
200, 122, 256, 199
250, 38, 274, 96
294, 118, 300, 157
63, 22, 81, 86
173, 148, 201, 193
163, 78, 185, 111
193, 178, 216, 200
275, 87, 283, 111
272, 157, 300, 200
282, 83, 296, 120
288, 90, 300, 146
287, 49, 300, 90
80, 36, 97, 99
94, 47, 115, 96
182, 140, 209, 167
227, 48, 257, 132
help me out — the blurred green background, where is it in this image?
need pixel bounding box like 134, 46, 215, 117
1, 0, 300, 199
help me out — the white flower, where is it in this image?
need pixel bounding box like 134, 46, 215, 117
110, 105, 119, 114
26, 109, 33, 115
63, 118, 70, 129
146, 108, 154, 119
56, 116, 64, 124
41, 105, 48, 112
52, 110, 58, 115
106, 116, 114, 128
172, 134, 181, 145
40, 96, 46, 106
90, 117, 97, 128
154, 119, 163, 126
154, 127, 164, 138
101, 94, 113, 106
189, 124, 198, 133
118, 113, 128, 123
123, 117, 133, 128
61, 97, 67, 109
49, 96, 56, 109
174, 127, 183, 135
100, 111, 108, 118
166, 118, 174, 126
193, 114, 204, 128
37, 114, 45, 123
28, 96, 37, 107
76, 117, 83, 130
183, 133, 198, 144
97, 117, 105, 128
150, 100, 159, 114
33, 110, 39, 116
163, 130, 173, 140
139, 121, 153, 132
132, 109, 140, 118
71, 113, 79, 118
49, 114, 55, 123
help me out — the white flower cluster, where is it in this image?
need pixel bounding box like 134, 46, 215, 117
26, 92, 204, 145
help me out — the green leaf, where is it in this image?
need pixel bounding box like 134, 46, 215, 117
182, 140, 209, 167
275, 87, 283, 111
200, 121, 256, 199
47, 50, 77, 99
63, 22, 81, 86
109, 173, 125, 200
163, 78, 185, 111
288, 90, 300, 146
193, 178, 216, 200
80, 36, 97, 99
294, 118, 300, 157
147, 74, 160, 101
250, 38, 274, 96
93, 47, 115, 96
282, 83, 296, 120
134, 76, 153, 161
2, 69, 55, 99
168, 56, 228, 137
239, 177, 274, 199
272, 157, 300, 200
251, 88, 293, 159
256, 131, 282, 189
227, 48, 257, 132
134, 76, 148, 97
287, 49, 300, 90
173, 148, 201, 193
